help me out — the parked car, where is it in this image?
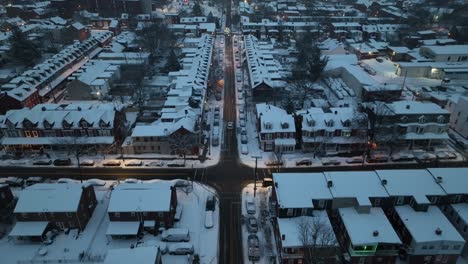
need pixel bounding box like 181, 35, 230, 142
321, 158, 341, 166
25, 177, 43, 186
237, 86, 243, 92
265, 160, 283, 167
123, 178, 141, 183
239, 108, 244, 114
248, 235, 261, 261
436, 151, 457, 160
6, 177, 24, 187
240, 128, 247, 135
102, 160, 121, 166
376, 57, 384, 62
239, 120, 246, 127
245, 197, 256, 214
168, 243, 194, 255
206, 195, 216, 211
241, 144, 249, 155
367, 154, 389, 163
124, 159, 143, 167
241, 135, 248, 144
32, 159, 52, 165
53, 158, 71, 166
205, 210, 214, 229
57, 178, 78, 184
295, 159, 312, 166
161, 228, 190, 242
79, 159, 95, 167
227, 122, 234, 130
167, 162, 185, 167
345, 157, 364, 164
145, 161, 165, 167
236, 75, 241, 82
246, 217, 258, 233
391, 153, 414, 162
238, 93, 243, 100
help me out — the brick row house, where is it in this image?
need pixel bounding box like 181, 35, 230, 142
106, 182, 177, 239
270, 168, 468, 264
0, 103, 127, 154
256, 103, 296, 153
368, 101, 450, 151
9, 183, 97, 241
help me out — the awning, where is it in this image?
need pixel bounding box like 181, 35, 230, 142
106, 221, 140, 236
143, 221, 155, 228
1, 136, 115, 146
274, 138, 296, 146
9, 221, 49, 237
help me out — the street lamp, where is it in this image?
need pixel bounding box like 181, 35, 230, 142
251, 155, 261, 197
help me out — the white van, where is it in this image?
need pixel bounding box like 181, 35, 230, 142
168, 242, 194, 255
161, 228, 190, 242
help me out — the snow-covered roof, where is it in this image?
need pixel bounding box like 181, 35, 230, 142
9, 221, 49, 237
375, 170, 446, 204
324, 171, 389, 207
103, 247, 160, 264
427, 168, 468, 195
108, 182, 174, 213
395, 205, 465, 243
14, 183, 84, 213
422, 45, 468, 55
131, 112, 197, 137
385, 101, 449, 115
339, 207, 401, 246
277, 212, 337, 248
256, 103, 295, 133
106, 221, 140, 236
273, 173, 332, 209
450, 203, 468, 226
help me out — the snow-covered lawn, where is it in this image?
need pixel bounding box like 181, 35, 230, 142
241, 184, 279, 264
0, 180, 219, 264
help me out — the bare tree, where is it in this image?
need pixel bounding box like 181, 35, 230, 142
168, 132, 197, 165
365, 102, 399, 155
297, 216, 338, 264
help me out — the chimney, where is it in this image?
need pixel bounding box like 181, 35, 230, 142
373, 230, 379, 237
275, 182, 278, 188
334, 110, 338, 115
381, 179, 387, 185
327, 180, 333, 188
282, 234, 286, 240
406, 104, 410, 109
435, 228, 442, 235
436, 176, 443, 183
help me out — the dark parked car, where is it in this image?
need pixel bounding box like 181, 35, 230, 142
32, 159, 52, 165
206, 195, 216, 211
295, 159, 312, 166
53, 158, 71, 166
167, 162, 185, 168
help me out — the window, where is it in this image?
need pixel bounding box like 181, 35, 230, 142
32, 131, 38, 137
441, 245, 449, 250
374, 198, 381, 206
266, 134, 272, 140
115, 212, 120, 218
21, 213, 28, 219
422, 245, 428, 250
453, 245, 461, 250
287, 209, 293, 217
25, 131, 31, 137
400, 116, 408, 122
66, 212, 72, 218
341, 130, 351, 137
131, 212, 136, 217
416, 127, 425, 134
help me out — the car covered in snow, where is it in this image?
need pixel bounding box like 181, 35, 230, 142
246, 216, 258, 233
248, 234, 260, 261
321, 158, 341, 166
102, 160, 121, 166
295, 159, 312, 166
79, 159, 95, 167
161, 228, 190, 242
168, 242, 194, 255
245, 197, 256, 214
241, 145, 249, 155
124, 159, 143, 167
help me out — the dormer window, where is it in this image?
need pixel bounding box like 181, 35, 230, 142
264, 122, 272, 130
43, 120, 52, 129
325, 119, 334, 127
419, 115, 427, 124
306, 118, 315, 127
281, 122, 289, 129
342, 119, 351, 127
400, 116, 408, 123
62, 120, 71, 129
80, 119, 89, 128
99, 120, 109, 128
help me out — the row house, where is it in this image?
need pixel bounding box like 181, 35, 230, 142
0, 103, 126, 154
0, 31, 113, 111
244, 35, 287, 102
9, 183, 97, 241
271, 168, 468, 264
106, 182, 177, 239
298, 107, 368, 155
369, 101, 450, 151
256, 103, 296, 152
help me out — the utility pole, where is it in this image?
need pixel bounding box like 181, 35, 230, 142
251, 155, 261, 197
